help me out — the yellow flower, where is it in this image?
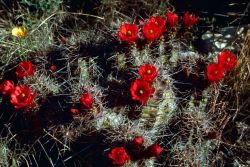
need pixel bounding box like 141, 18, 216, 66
11, 26, 28, 38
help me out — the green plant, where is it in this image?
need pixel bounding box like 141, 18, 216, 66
20, 0, 63, 15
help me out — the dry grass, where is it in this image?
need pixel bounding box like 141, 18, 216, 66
224, 29, 250, 108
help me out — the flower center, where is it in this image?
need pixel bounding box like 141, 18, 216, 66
21, 93, 26, 97
226, 57, 231, 62
138, 89, 144, 95
213, 70, 218, 75
146, 69, 152, 74
127, 30, 132, 36
149, 29, 154, 34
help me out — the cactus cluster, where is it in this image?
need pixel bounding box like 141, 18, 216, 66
0, 0, 249, 166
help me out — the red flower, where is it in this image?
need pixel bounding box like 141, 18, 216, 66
146, 144, 162, 157
132, 136, 144, 146
16, 61, 34, 79
218, 51, 237, 71
80, 92, 93, 108
108, 147, 130, 166
206, 63, 225, 82
130, 79, 155, 105
165, 12, 178, 27
10, 85, 35, 109
118, 23, 139, 43
139, 64, 158, 83
142, 23, 162, 41
0, 80, 14, 95
146, 16, 166, 32
183, 12, 198, 28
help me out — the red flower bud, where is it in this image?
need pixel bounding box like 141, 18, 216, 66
146, 16, 166, 32
16, 61, 34, 79
206, 131, 220, 140
70, 107, 79, 115
132, 136, 144, 146
0, 80, 14, 95
79, 92, 93, 108
59, 36, 66, 44
146, 144, 162, 157
50, 65, 57, 72
165, 12, 178, 28
183, 12, 198, 28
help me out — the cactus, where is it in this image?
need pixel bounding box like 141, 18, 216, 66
0, 0, 249, 166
